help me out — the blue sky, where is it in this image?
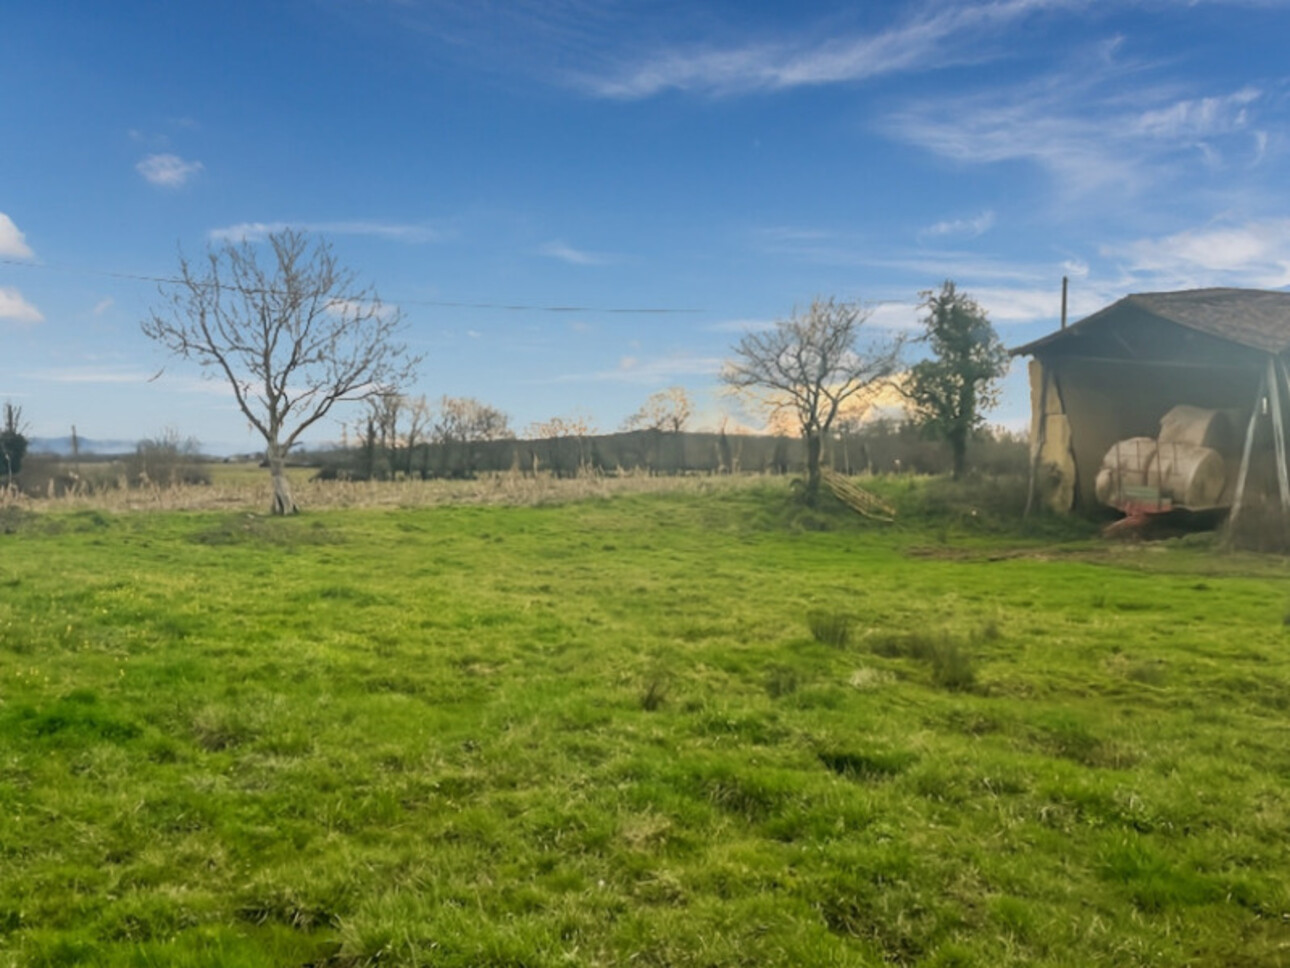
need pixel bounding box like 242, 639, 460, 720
4, 0, 1290, 451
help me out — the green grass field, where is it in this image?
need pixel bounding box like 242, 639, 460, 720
2, 481, 1289, 966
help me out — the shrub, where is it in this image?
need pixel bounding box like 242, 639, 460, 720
125, 429, 210, 487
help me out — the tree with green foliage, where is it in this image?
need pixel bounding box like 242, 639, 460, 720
1, 402, 28, 488
724, 298, 901, 504
904, 281, 1009, 479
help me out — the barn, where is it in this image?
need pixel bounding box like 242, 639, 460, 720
1012, 287, 1290, 519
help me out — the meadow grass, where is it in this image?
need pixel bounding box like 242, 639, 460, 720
1, 481, 1289, 966
3, 463, 764, 515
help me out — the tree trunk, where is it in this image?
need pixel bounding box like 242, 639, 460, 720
267, 445, 298, 515
804, 432, 823, 505
950, 430, 967, 480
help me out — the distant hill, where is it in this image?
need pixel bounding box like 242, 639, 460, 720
28, 436, 254, 458
29, 436, 139, 457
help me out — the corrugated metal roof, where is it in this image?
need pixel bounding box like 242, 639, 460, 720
1012, 287, 1290, 357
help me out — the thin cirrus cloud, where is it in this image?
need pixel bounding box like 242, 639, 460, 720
553, 353, 725, 384
0, 212, 35, 259
136, 153, 204, 188
920, 210, 996, 240
26, 365, 149, 384
538, 240, 614, 266
323, 297, 400, 322
570, 0, 1079, 98
24, 366, 235, 398
209, 220, 444, 243
885, 74, 1267, 198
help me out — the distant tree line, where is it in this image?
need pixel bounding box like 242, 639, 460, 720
313, 419, 1027, 482
8, 224, 1015, 509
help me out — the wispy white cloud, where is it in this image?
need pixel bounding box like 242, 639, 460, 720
209, 220, 443, 243
1131, 87, 1260, 139
553, 352, 724, 384
0, 287, 43, 325
27, 365, 148, 384
971, 284, 1108, 322
0, 213, 35, 259
92, 297, 114, 316
324, 297, 400, 322
25, 365, 236, 398
866, 301, 923, 331
920, 210, 996, 240
136, 153, 204, 188
756, 225, 1055, 285
705, 317, 776, 333
572, 0, 1079, 99
538, 240, 613, 266
1101, 217, 1290, 290
886, 65, 1265, 198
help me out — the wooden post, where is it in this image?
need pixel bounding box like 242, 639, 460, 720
1061, 276, 1068, 330
1228, 368, 1269, 534
1025, 363, 1051, 517
1267, 356, 1290, 512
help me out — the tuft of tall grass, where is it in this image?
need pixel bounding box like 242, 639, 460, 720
806, 610, 853, 648
870, 630, 977, 691
639, 675, 670, 711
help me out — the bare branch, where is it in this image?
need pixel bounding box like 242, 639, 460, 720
723, 297, 902, 501
142, 228, 421, 512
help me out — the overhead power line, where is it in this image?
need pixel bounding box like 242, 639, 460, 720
0, 257, 705, 315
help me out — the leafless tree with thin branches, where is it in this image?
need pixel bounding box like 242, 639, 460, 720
143, 229, 419, 513
622, 386, 694, 434
723, 298, 901, 503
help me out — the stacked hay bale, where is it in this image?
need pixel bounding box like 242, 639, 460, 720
1095, 406, 1232, 511
1094, 437, 1158, 507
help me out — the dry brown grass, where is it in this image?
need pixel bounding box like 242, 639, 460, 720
1, 466, 767, 515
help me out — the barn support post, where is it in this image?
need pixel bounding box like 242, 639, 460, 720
1266, 355, 1290, 512
1277, 356, 1290, 492
1227, 368, 1269, 535
1024, 363, 1052, 518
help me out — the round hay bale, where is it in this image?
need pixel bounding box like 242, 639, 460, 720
1149, 442, 1227, 508
1094, 466, 1118, 506
1158, 405, 1233, 452
1096, 437, 1157, 507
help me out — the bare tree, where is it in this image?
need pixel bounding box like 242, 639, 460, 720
435, 396, 513, 444
143, 229, 418, 513
434, 396, 513, 477
622, 387, 694, 433
364, 393, 404, 480
401, 395, 433, 476
723, 298, 901, 503
526, 414, 596, 477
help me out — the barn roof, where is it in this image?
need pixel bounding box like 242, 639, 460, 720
1012, 287, 1290, 357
